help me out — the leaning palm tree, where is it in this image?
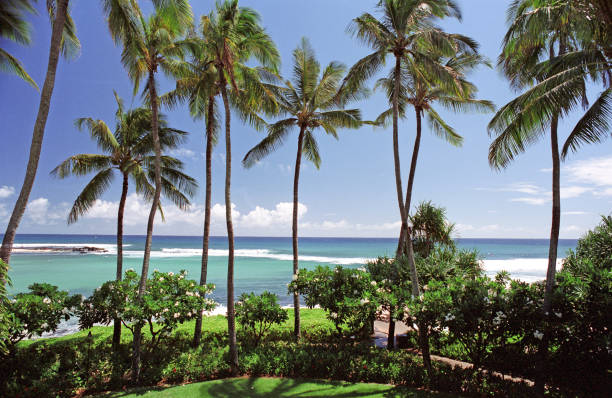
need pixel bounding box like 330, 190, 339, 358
102, 0, 193, 382
162, 37, 220, 348
344, 0, 478, 360
243, 38, 363, 340
200, 0, 279, 374
488, 0, 590, 392
0, 0, 38, 88
1, 0, 79, 266
51, 92, 197, 349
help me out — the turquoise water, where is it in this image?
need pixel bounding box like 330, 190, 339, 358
7, 234, 578, 304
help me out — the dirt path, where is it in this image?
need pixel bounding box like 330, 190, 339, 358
373, 320, 534, 386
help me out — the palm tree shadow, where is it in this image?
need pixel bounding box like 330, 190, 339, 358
202, 377, 443, 397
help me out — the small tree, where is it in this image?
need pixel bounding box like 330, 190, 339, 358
235, 291, 288, 345
3, 283, 81, 350
79, 270, 215, 353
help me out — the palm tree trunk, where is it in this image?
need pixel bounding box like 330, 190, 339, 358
194, 98, 215, 347
112, 172, 129, 349
389, 55, 407, 350
292, 127, 305, 340
0, 0, 69, 268
535, 114, 561, 395
405, 107, 422, 297
132, 70, 162, 383
220, 77, 239, 376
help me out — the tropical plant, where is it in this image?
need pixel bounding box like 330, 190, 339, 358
243, 37, 364, 339
488, 1, 595, 390
101, 0, 193, 381
0, 0, 38, 88
198, 0, 279, 374
163, 48, 219, 348
344, 0, 488, 359
0, 0, 80, 266
235, 291, 288, 346
51, 92, 197, 348
410, 201, 456, 258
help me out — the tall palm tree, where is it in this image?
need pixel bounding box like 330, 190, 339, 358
0, 0, 38, 88
51, 92, 197, 349
243, 38, 364, 339
0, 0, 79, 266
162, 37, 220, 348
344, 0, 480, 359
200, 0, 279, 374
102, 0, 193, 382
488, 0, 590, 392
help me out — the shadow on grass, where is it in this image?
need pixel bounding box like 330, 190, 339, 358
107, 377, 455, 398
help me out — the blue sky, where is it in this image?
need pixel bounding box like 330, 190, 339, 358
0, 0, 610, 238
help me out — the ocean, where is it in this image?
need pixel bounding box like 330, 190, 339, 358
6, 234, 576, 337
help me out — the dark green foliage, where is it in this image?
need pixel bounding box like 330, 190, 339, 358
4, 283, 81, 348
563, 215, 612, 276
235, 291, 288, 345
288, 266, 378, 337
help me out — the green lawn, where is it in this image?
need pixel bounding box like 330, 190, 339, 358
105, 377, 455, 397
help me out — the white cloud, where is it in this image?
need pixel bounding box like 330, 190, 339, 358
25, 198, 66, 225
241, 202, 306, 228
167, 148, 197, 159
511, 197, 549, 205
565, 156, 612, 187
0, 186, 15, 199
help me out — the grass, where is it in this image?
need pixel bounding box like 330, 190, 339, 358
105, 377, 456, 397
20, 308, 334, 348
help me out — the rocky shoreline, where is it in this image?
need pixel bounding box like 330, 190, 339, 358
13, 246, 108, 254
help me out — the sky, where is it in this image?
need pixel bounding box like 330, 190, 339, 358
0, 0, 610, 239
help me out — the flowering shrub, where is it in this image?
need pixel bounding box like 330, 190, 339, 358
288, 265, 378, 337
3, 283, 81, 349
407, 273, 541, 372
79, 269, 216, 350
235, 291, 288, 345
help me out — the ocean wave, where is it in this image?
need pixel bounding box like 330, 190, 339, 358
483, 258, 563, 283
14, 243, 128, 250
122, 247, 368, 265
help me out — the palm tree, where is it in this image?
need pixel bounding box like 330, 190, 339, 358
243, 38, 363, 339
0, 0, 38, 88
102, 0, 194, 382
162, 37, 220, 348
200, 0, 279, 374
0, 0, 79, 266
410, 201, 455, 258
344, 0, 483, 358
51, 92, 197, 349
488, 0, 592, 392
373, 51, 493, 260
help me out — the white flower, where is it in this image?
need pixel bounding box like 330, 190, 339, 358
159, 277, 164, 282
357, 267, 366, 272
187, 312, 192, 317
190, 283, 195, 287
42, 297, 51, 304
292, 274, 298, 281
444, 313, 455, 321
360, 298, 370, 305
168, 272, 174, 277
555, 312, 562, 318
194, 292, 200, 297
330, 312, 338, 319
370, 281, 377, 286
173, 313, 180, 318
534, 330, 544, 340
174, 301, 179, 307
334, 268, 340, 273
41, 322, 48, 329
178, 274, 184, 280
186, 291, 193, 297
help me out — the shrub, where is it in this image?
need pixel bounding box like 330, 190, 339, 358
3, 283, 81, 350
78, 269, 216, 352
288, 265, 378, 338
235, 291, 288, 346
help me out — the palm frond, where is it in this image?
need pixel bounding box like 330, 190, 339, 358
0, 48, 38, 89
242, 118, 296, 168
67, 168, 114, 224
302, 130, 321, 169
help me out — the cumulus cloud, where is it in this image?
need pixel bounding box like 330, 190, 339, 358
241, 202, 305, 228
565, 156, 612, 187
24, 198, 67, 225
167, 148, 197, 159
0, 186, 15, 199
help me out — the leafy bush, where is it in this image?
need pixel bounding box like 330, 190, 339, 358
235, 291, 288, 345
3, 283, 81, 349
78, 269, 216, 352
563, 215, 612, 276
288, 265, 378, 337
